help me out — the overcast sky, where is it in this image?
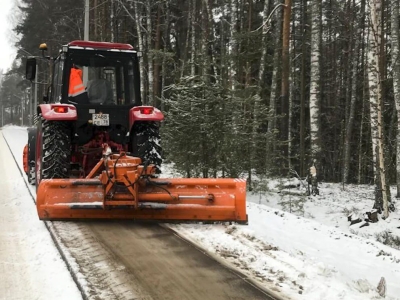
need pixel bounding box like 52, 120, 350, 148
0, 0, 17, 72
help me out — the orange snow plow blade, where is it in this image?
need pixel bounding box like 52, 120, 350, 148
36, 154, 247, 223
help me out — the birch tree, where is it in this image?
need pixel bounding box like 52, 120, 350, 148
229, 0, 238, 90
145, 0, 154, 105
309, 0, 322, 165
160, 1, 171, 111
153, 5, 161, 105
133, 1, 145, 103
368, 0, 389, 218
267, 5, 281, 137
391, 0, 400, 197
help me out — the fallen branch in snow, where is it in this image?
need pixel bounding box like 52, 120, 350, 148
289, 169, 307, 190
348, 210, 379, 227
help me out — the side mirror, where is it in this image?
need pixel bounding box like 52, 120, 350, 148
26, 57, 37, 81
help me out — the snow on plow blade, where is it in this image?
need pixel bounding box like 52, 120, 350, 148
36, 177, 248, 223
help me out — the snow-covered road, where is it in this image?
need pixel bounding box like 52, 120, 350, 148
0, 129, 81, 300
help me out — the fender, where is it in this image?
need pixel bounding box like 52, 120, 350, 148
38, 104, 77, 121
129, 106, 164, 128
23, 144, 28, 174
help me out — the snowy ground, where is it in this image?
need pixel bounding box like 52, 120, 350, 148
0, 126, 81, 300
2, 125, 400, 300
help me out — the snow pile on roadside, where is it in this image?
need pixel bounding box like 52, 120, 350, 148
167, 177, 400, 299
168, 198, 399, 299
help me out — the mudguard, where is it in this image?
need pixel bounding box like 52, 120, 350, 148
23, 127, 38, 176
129, 106, 164, 128
23, 144, 28, 174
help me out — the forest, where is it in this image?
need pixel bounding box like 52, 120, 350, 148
0, 0, 398, 215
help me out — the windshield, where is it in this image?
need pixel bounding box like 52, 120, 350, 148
65, 49, 138, 105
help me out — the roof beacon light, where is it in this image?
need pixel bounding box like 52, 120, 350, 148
39, 43, 48, 51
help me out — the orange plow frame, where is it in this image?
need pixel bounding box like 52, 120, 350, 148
36, 154, 248, 223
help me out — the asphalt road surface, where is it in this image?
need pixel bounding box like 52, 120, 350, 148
86, 221, 274, 300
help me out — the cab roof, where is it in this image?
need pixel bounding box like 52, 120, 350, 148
68, 40, 134, 51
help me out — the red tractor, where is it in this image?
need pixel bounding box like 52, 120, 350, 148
24, 41, 163, 186
23, 40, 247, 223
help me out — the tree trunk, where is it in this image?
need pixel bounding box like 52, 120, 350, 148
94, 0, 98, 39
191, 0, 196, 77
299, 0, 307, 176
391, 0, 400, 197
203, 0, 219, 81
146, 0, 154, 105
259, 0, 278, 173
110, 0, 114, 42
368, 0, 389, 218
358, 1, 368, 184
180, 0, 192, 78
343, 0, 364, 184
268, 5, 282, 136
160, 1, 171, 112
288, 23, 295, 172
153, 5, 161, 106
257, 0, 272, 87
133, 1, 145, 104
229, 0, 238, 90
281, 0, 291, 161
309, 0, 322, 163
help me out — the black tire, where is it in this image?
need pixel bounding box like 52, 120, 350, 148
27, 127, 37, 185
130, 121, 162, 174
35, 117, 71, 189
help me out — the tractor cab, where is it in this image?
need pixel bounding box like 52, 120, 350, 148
52, 40, 142, 107
25, 40, 142, 108
26, 41, 147, 147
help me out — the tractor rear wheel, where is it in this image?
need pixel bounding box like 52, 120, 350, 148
35, 117, 71, 189
130, 121, 162, 174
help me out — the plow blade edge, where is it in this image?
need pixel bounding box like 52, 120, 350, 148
36, 178, 248, 223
